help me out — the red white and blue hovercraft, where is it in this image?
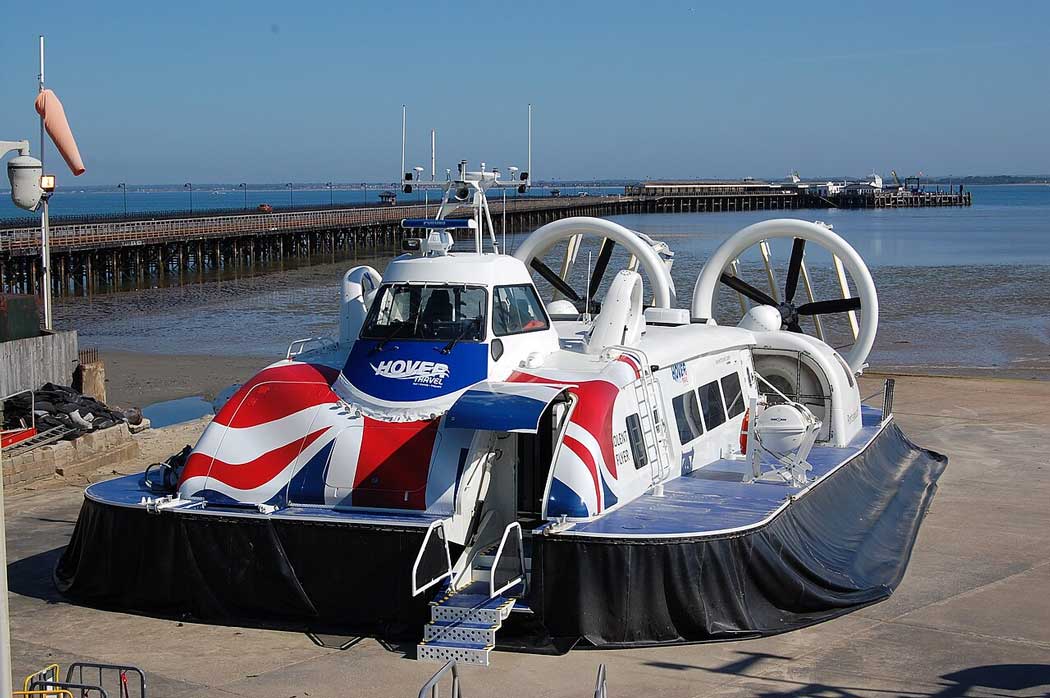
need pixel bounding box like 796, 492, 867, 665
56, 162, 945, 665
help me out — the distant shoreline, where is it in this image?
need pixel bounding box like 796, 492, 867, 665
4, 180, 1050, 195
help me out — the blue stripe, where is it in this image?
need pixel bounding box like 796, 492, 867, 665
446, 391, 550, 433
600, 472, 618, 508
547, 477, 589, 518
288, 441, 335, 505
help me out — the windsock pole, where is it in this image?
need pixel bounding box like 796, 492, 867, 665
38, 35, 53, 331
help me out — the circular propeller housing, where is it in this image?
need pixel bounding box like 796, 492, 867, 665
691, 219, 878, 375
513, 217, 676, 312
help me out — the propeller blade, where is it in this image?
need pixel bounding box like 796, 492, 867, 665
787, 320, 804, 333
530, 258, 583, 303
588, 238, 616, 300
797, 297, 862, 315
720, 272, 778, 307
784, 238, 806, 302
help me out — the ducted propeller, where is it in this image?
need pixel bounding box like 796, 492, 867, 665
718, 237, 862, 333
529, 238, 619, 314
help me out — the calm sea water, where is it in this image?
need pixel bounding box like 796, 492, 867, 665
48, 185, 1050, 376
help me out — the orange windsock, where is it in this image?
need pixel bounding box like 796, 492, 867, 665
34, 89, 86, 176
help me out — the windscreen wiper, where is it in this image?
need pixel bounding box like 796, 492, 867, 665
374, 321, 404, 352
440, 319, 478, 355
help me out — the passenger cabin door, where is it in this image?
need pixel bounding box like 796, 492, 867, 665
515, 401, 566, 525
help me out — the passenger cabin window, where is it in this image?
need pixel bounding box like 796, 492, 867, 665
672, 390, 704, 445
361, 284, 486, 342
492, 285, 550, 336
625, 413, 648, 468
721, 372, 745, 418
698, 380, 727, 430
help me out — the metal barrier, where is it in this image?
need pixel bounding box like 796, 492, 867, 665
417, 660, 461, 698
64, 662, 146, 698
22, 664, 60, 692
29, 681, 108, 698
594, 664, 608, 698
13, 691, 74, 698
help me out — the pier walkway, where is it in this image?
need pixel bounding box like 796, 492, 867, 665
0, 185, 969, 296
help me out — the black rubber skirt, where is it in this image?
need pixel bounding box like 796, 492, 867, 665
55, 420, 945, 649
54, 507, 434, 639
525, 421, 947, 649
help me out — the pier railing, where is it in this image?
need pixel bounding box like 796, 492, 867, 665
0, 196, 629, 255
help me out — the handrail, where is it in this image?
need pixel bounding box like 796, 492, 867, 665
286, 336, 337, 360
417, 660, 461, 698
605, 345, 672, 483
411, 519, 453, 597
489, 521, 525, 598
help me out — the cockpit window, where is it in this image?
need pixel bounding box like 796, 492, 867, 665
361, 284, 487, 342
492, 285, 550, 336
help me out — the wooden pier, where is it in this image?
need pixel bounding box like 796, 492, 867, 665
0, 195, 645, 296
0, 183, 972, 296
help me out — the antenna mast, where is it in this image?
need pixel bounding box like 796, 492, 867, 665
400, 105, 406, 185
527, 103, 532, 186
431, 129, 436, 181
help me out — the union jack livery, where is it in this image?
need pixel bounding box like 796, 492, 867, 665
59, 160, 945, 667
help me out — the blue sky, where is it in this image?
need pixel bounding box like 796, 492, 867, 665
2, 1, 1047, 184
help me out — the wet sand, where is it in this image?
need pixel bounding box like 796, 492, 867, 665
101, 350, 267, 409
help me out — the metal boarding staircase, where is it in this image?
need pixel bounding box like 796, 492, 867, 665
413, 521, 528, 666
609, 346, 672, 486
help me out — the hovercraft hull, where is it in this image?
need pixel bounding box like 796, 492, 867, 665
54, 409, 944, 649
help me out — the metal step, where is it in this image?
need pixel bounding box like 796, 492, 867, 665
430, 590, 514, 624
417, 637, 493, 666
424, 619, 498, 645
420, 581, 517, 666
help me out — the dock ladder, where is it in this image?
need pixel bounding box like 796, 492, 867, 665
607, 346, 672, 486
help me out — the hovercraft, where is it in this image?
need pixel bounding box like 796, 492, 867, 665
56, 162, 945, 666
